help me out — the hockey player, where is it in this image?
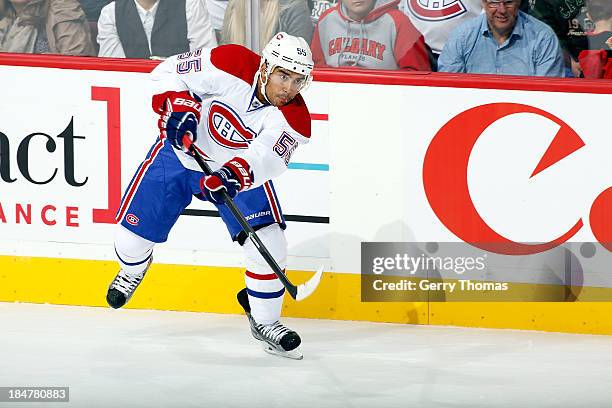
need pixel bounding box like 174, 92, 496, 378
106, 32, 313, 360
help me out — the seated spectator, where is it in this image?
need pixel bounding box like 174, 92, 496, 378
309, 0, 336, 26
79, 0, 110, 21
527, 0, 592, 77
399, 0, 482, 69
311, 0, 431, 70
221, 0, 313, 52
438, 0, 565, 76
0, 0, 95, 55
97, 0, 217, 59
578, 0, 611, 79
205, 0, 228, 42
79, 0, 111, 56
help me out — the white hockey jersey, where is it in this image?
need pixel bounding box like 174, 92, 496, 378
399, 0, 483, 55
150, 44, 311, 189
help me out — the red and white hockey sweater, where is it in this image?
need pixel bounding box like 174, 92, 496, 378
150, 44, 311, 188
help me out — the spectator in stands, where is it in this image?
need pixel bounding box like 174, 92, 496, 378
398, 0, 482, 69
78, 0, 110, 21
78, 0, 111, 56
527, 0, 592, 77
309, 0, 336, 26
205, 0, 227, 43
578, 0, 611, 79
311, 0, 431, 70
438, 0, 565, 76
221, 0, 313, 52
0, 0, 94, 55
97, 0, 217, 59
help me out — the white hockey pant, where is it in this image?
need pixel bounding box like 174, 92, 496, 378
243, 224, 287, 325
114, 225, 155, 278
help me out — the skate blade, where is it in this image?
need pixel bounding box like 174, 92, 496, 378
262, 343, 303, 360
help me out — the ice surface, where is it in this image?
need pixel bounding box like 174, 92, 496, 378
1, 302, 611, 408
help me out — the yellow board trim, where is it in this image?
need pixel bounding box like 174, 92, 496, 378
2, 255, 612, 335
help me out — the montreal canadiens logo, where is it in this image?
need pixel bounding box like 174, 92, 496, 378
408, 0, 467, 21
126, 214, 139, 226
208, 101, 256, 149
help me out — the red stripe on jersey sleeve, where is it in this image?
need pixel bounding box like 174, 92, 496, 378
389, 10, 431, 71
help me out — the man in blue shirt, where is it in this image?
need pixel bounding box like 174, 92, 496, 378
438, 0, 565, 76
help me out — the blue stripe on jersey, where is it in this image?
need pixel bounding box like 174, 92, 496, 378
246, 287, 286, 299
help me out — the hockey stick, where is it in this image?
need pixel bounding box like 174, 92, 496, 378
182, 135, 323, 301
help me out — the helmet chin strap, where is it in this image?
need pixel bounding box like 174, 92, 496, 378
258, 60, 274, 105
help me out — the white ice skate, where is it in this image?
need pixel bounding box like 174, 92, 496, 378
237, 288, 303, 360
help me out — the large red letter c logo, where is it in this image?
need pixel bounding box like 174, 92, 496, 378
423, 103, 585, 255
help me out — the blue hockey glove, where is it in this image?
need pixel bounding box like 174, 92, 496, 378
153, 91, 202, 150
201, 158, 253, 204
